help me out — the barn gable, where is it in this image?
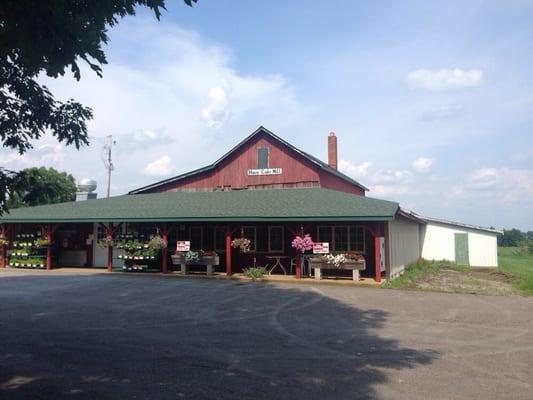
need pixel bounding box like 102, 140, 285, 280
129, 127, 368, 195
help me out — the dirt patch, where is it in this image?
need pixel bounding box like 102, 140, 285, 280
416, 268, 517, 295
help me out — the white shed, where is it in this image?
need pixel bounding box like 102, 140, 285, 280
419, 216, 501, 267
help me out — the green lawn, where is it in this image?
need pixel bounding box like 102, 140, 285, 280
498, 247, 533, 295
385, 248, 533, 296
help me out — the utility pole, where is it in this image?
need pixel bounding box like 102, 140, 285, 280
102, 135, 115, 198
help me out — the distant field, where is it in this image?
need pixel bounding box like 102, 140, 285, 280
386, 248, 533, 296
498, 246, 533, 295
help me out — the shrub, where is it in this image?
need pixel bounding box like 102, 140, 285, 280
243, 266, 268, 280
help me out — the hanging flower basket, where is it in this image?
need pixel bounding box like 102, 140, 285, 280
231, 238, 251, 253
291, 234, 314, 253
148, 235, 167, 250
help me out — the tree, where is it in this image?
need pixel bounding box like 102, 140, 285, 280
0, 0, 196, 213
7, 167, 77, 208
498, 229, 525, 247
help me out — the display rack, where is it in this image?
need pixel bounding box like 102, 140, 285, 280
115, 233, 160, 272
8, 233, 47, 269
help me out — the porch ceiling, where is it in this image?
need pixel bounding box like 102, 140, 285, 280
0, 188, 398, 223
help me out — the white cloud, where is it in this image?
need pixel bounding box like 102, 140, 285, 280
412, 157, 435, 173
5, 17, 306, 196
1, 141, 66, 169
406, 68, 484, 91
142, 155, 173, 177
201, 83, 230, 129
453, 167, 533, 203
338, 160, 372, 178
421, 104, 466, 120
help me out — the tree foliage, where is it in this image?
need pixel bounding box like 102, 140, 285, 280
7, 167, 77, 208
498, 229, 527, 247
0, 0, 196, 213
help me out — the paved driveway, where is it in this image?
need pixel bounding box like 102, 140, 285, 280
0, 272, 532, 400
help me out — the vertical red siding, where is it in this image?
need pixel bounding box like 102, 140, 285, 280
143, 130, 365, 196
319, 171, 365, 196
154, 133, 321, 192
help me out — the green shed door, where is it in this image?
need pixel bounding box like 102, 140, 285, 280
454, 233, 469, 265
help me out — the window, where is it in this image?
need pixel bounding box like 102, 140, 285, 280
242, 226, 257, 251
203, 226, 214, 250
318, 226, 333, 246
350, 226, 365, 252
317, 225, 366, 252
96, 224, 125, 240
190, 226, 202, 250
214, 226, 227, 251
269, 226, 284, 252
257, 147, 269, 169
334, 226, 349, 251
256, 226, 268, 252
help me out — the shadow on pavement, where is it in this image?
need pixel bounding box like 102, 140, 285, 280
0, 274, 438, 399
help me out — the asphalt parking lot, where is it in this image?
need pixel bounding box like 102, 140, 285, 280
1, 272, 532, 400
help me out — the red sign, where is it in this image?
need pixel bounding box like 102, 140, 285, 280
176, 241, 190, 252
313, 242, 330, 254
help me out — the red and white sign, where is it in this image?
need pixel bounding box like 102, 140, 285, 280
313, 242, 330, 254
176, 240, 190, 252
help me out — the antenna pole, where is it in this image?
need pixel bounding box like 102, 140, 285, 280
102, 135, 114, 198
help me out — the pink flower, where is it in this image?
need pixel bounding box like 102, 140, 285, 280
291, 234, 314, 253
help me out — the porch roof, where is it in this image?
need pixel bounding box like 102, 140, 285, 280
0, 188, 399, 223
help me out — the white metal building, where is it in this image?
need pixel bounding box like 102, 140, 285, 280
419, 216, 501, 267
383, 210, 501, 279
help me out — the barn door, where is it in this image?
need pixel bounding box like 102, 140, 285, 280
454, 233, 469, 265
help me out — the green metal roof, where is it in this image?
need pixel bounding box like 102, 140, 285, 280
0, 188, 398, 223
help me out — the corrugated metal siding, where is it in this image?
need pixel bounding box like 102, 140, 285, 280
467, 232, 498, 267
387, 216, 421, 278
421, 222, 498, 267
420, 224, 456, 261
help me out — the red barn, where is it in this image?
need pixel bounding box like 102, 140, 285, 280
130, 127, 367, 196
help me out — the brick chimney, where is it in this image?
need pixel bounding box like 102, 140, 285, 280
327, 132, 338, 170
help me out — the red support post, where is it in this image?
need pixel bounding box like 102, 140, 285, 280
0, 243, 5, 269
106, 223, 114, 272
161, 231, 168, 274
45, 224, 52, 271
374, 236, 381, 283
225, 233, 232, 276
295, 257, 302, 279
0, 225, 7, 268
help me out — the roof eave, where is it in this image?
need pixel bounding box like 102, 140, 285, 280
0, 215, 395, 224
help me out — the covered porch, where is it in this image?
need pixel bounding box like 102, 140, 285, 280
0, 188, 397, 282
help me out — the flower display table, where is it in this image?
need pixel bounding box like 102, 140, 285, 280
171, 254, 220, 275
308, 256, 366, 281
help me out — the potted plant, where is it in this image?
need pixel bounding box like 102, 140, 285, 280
291, 234, 314, 278
231, 238, 251, 253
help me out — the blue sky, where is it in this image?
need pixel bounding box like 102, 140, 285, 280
2, 0, 532, 229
